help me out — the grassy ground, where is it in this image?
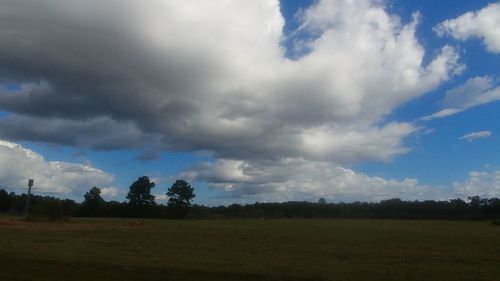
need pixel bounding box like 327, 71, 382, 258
0, 216, 499, 281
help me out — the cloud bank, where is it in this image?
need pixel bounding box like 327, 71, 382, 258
182, 158, 449, 203
0, 0, 464, 199
0, 0, 461, 161
454, 170, 500, 198
0, 140, 115, 195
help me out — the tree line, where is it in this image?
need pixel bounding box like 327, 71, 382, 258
1, 177, 500, 220
0, 177, 195, 220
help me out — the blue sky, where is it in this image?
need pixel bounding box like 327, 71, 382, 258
0, 0, 499, 204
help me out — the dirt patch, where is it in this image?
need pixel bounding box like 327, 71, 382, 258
0, 218, 19, 226
126, 221, 145, 228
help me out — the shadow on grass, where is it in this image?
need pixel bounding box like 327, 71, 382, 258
0, 256, 325, 281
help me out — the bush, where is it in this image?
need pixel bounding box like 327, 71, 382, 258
25, 199, 64, 221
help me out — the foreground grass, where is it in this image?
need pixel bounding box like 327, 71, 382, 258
0, 216, 499, 281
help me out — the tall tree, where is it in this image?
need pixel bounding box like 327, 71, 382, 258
81, 186, 104, 216
166, 180, 195, 218
0, 189, 11, 212
127, 176, 156, 207
84, 186, 104, 203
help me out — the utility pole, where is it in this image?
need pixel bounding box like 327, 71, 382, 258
25, 179, 34, 214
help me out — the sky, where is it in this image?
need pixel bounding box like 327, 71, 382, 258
0, 0, 499, 205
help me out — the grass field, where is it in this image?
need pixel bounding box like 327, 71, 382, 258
0, 216, 499, 281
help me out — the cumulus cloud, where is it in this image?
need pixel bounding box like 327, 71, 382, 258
183, 158, 446, 203
435, 3, 500, 53
0, 140, 115, 195
100, 187, 119, 198
422, 76, 500, 120
459, 131, 492, 142
454, 170, 500, 198
0, 0, 465, 199
0, 0, 461, 164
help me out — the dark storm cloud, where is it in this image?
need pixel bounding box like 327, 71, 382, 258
0, 115, 164, 151
0, 0, 206, 136
0, 0, 460, 162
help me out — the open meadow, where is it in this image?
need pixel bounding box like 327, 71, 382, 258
0, 216, 499, 281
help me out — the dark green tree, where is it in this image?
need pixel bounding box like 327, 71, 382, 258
41, 198, 64, 220
61, 199, 78, 217
81, 186, 104, 216
84, 186, 104, 203
166, 180, 195, 218
0, 189, 11, 212
127, 176, 156, 207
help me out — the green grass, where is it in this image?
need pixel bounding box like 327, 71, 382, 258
0, 216, 499, 281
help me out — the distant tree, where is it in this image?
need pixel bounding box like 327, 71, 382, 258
468, 196, 488, 208
0, 189, 11, 212
81, 187, 104, 216
10, 192, 26, 213
166, 180, 195, 218
449, 198, 468, 218
61, 199, 78, 217
127, 176, 156, 207
84, 187, 104, 203
41, 198, 64, 220
318, 197, 327, 204
449, 198, 467, 206
486, 198, 500, 215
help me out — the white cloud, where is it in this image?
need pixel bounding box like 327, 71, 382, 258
100, 187, 119, 198
183, 158, 446, 203
443, 76, 500, 108
420, 108, 460, 120
0, 140, 115, 196
154, 194, 167, 200
154, 194, 167, 204
454, 170, 500, 198
435, 3, 500, 53
422, 76, 500, 120
298, 123, 416, 162
459, 131, 492, 142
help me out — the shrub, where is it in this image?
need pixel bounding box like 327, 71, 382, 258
25, 199, 64, 221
